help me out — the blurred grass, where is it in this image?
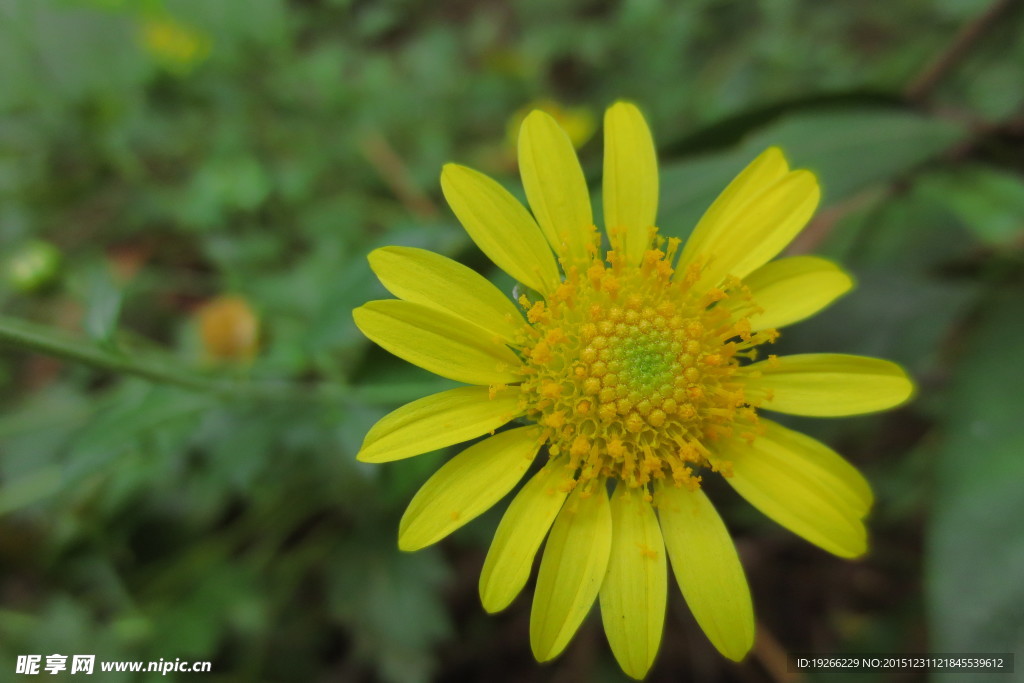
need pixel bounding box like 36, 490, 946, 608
1, 0, 1023, 681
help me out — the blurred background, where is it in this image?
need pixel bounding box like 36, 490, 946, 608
1, 0, 1022, 681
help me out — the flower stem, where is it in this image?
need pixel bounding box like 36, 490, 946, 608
0, 313, 233, 393
0, 314, 437, 405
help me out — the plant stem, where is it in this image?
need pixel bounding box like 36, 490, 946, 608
0, 314, 437, 405
0, 313, 233, 394
905, 0, 1022, 104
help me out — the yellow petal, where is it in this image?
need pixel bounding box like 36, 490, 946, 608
518, 109, 596, 265
759, 419, 871, 517
440, 163, 561, 295
676, 148, 821, 290
599, 484, 667, 679
369, 246, 525, 342
480, 460, 570, 613
353, 300, 522, 386
735, 255, 854, 331
743, 353, 914, 416
695, 170, 820, 290
677, 147, 789, 276
398, 426, 543, 551
717, 423, 870, 558
603, 101, 658, 266
656, 482, 754, 662
358, 386, 522, 463
530, 482, 612, 662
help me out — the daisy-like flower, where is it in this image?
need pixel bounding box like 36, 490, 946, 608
353, 102, 913, 679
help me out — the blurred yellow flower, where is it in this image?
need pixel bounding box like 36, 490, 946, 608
507, 99, 596, 150
139, 16, 211, 72
197, 295, 259, 363
353, 102, 914, 679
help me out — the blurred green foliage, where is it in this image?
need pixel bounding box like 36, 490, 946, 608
1, 0, 1022, 681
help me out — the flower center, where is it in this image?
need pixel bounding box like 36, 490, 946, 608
515, 241, 776, 491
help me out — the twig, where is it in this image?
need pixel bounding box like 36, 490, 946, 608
360, 130, 439, 219
905, 0, 1022, 104
786, 188, 883, 256
752, 620, 802, 683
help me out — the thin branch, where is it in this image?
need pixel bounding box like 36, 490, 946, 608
753, 620, 802, 683
786, 188, 884, 256
360, 130, 439, 219
905, 0, 1022, 104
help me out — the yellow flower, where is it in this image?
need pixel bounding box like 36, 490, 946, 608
139, 16, 211, 73
353, 102, 914, 679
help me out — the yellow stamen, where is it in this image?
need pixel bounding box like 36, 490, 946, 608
518, 247, 774, 489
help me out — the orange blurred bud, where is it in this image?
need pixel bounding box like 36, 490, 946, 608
197, 295, 259, 362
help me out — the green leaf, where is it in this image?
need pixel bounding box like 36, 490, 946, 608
741, 109, 965, 201
927, 292, 1024, 663
151, 565, 259, 658
79, 259, 125, 343
824, 182, 978, 270
659, 107, 966, 240
0, 466, 62, 515
63, 382, 211, 483
768, 268, 980, 419
329, 538, 452, 683
0, 1, 148, 112
915, 164, 1024, 249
